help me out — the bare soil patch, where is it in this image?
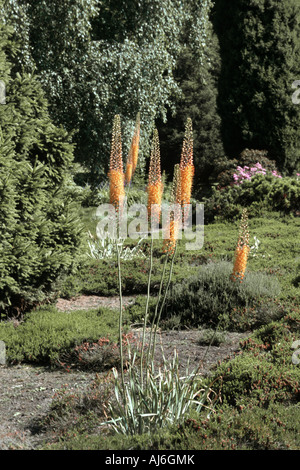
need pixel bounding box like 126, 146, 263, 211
56, 294, 137, 312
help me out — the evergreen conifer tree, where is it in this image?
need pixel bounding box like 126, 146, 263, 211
213, 0, 300, 172
0, 11, 83, 317
158, 20, 224, 189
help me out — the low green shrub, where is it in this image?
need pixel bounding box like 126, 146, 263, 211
59, 331, 138, 372
173, 402, 300, 450
125, 295, 157, 326
59, 258, 164, 298
209, 352, 299, 408
159, 261, 282, 331
207, 307, 300, 408
42, 400, 300, 450
59, 250, 205, 299
39, 372, 114, 442
0, 306, 129, 365
197, 328, 227, 347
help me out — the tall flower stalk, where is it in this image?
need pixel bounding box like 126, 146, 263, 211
124, 113, 140, 185
150, 165, 181, 362
231, 209, 250, 282
131, 112, 140, 178
109, 114, 125, 214
180, 118, 194, 226
108, 115, 126, 401
163, 164, 182, 255
103, 118, 214, 436
124, 152, 133, 186
140, 129, 163, 385
147, 128, 163, 227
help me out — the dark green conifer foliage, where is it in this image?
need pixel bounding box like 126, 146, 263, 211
158, 23, 224, 189
212, 0, 300, 172
0, 14, 83, 317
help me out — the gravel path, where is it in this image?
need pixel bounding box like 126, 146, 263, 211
0, 364, 95, 449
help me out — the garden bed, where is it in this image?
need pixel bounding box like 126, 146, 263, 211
0, 296, 249, 450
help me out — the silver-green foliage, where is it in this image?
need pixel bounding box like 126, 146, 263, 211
86, 231, 146, 261
102, 348, 214, 435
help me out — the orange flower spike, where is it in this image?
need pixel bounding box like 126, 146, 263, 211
232, 244, 250, 282
179, 118, 194, 225
163, 219, 177, 255
181, 165, 194, 206
231, 209, 250, 282
131, 113, 140, 175
109, 169, 125, 209
147, 129, 163, 225
108, 114, 125, 211
125, 113, 140, 184
163, 165, 182, 255
125, 162, 133, 185
125, 143, 133, 185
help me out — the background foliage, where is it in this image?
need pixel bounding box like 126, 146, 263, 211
212, 0, 300, 173
2, 0, 300, 182
1, 0, 212, 182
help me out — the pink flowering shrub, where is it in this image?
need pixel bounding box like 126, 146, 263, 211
233, 162, 282, 186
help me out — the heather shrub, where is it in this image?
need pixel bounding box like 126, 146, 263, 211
59, 253, 202, 299
207, 307, 300, 408
59, 258, 166, 298
210, 352, 299, 408
197, 328, 227, 346
59, 331, 138, 371
0, 306, 129, 365
159, 261, 281, 331
173, 402, 300, 450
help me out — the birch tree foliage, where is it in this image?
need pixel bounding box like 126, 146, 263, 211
2, 0, 213, 180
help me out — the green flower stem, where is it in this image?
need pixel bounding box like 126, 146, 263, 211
145, 251, 169, 375
151, 242, 177, 362
140, 235, 153, 387
116, 240, 126, 405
